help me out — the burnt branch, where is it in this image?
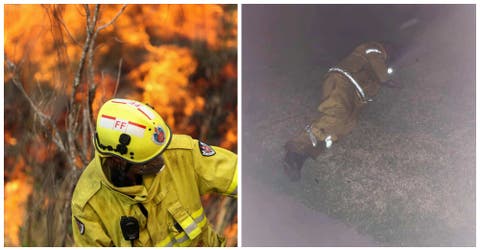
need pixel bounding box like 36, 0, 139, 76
96, 4, 127, 33
56, 13, 82, 47
6, 4, 129, 247
85, 4, 127, 152
113, 58, 123, 97
84, 4, 100, 158
70, 5, 95, 94
5, 57, 68, 161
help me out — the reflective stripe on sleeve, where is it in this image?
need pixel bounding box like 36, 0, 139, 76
174, 233, 189, 244
178, 216, 201, 239
192, 207, 207, 226
157, 207, 207, 247
158, 232, 189, 247
158, 236, 175, 247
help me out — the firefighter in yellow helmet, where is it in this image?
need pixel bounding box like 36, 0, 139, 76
284, 41, 400, 181
71, 98, 237, 246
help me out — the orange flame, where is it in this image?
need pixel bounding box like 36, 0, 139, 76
223, 215, 238, 246
5, 131, 17, 146
126, 44, 202, 132
220, 112, 238, 150
111, 5, 237, 49
4, 157, 33, 246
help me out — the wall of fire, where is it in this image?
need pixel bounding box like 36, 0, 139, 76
4, 4, 237, 246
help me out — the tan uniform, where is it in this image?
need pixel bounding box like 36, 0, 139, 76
289, 41, 390, 154
71, 134, 237, 247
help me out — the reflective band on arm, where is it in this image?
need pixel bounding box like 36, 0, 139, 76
365, 48, 382, 54
328, 67, 368, 103
156, 208, 207, 247
174, 233, 189, 244
158, 236, 175, 247
225, 166, 238, 196
192, 207, 207, 226
178, 216, 201, 239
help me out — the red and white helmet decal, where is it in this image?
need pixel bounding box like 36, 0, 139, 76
111, 99, 155, 120
99, 114, 146, 138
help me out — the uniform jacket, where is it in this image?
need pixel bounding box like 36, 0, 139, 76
290, 41, 390, 153
71, 134, 237, 247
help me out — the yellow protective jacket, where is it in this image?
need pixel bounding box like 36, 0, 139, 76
289, 41, 390, 154
71, 134, 237, 247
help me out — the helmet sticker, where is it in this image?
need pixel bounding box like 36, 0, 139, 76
111, 99, 155, 120
99, 115, 146, 138
199, 141, 216, 157
152, 126, 166, 145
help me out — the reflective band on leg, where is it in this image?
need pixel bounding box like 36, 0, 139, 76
325, 135, 333, 149
387, 67, 393, 75
305, 124, 318, 147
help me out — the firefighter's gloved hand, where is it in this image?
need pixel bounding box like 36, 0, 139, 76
284, 150, 307, 182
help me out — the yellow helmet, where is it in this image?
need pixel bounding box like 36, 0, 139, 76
94, 98, 172, 163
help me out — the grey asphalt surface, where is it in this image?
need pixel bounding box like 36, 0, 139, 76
242, 5, 475, 247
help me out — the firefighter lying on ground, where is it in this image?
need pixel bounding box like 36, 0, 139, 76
71, 98, 237, 246
284, 41, 400, 181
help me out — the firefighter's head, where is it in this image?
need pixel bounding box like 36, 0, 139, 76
94, 98, 172, 164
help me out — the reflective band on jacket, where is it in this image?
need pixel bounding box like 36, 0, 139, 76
328, 67, 368, 103
365, 48, 382, 54
157, 207, 207, 247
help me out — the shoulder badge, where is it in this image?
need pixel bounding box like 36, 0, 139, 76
74, 216, 85, 235
199, 141, 216, 156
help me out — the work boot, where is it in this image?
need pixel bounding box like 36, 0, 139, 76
283, 134, 327, 181
283, 150, 307, 181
